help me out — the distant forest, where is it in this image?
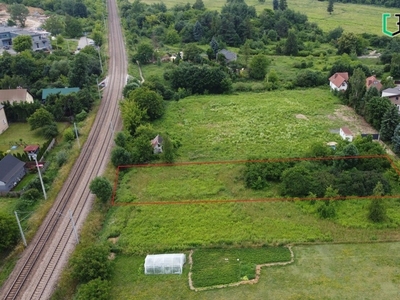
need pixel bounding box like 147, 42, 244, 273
319, 0, 400, 8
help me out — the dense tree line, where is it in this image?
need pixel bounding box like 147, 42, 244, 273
318, 0, 400, 8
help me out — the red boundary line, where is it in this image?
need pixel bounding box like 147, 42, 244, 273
111, 155, 400, 206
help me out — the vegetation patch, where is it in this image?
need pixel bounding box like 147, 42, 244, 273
191, 247, 291, 287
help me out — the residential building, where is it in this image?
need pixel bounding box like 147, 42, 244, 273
0, 154, 26, 192
218, 49, 237, 63
42, 87, 80, 101
340, 127, 354, 142
0, 26, 51, 51
329, 72, 349, 91
0, 88, 34, 104
381, 87, 400, 111
0, 104, 8, 134
366, 75, 383, 91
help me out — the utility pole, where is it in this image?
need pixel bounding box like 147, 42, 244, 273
33, 154, 47, 200
74, 122, 81, 148
96, 77, 102, 102
69, 209, 79, 244
97, 46, 103, 74
14, 211, 27, 247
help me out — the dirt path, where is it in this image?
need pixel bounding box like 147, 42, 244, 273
188, 246, 294, 292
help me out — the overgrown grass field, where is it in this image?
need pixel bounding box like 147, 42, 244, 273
139, 0, 399, 35
108, 243, 400, 299
191, 247, 291, 287
153, 88, 343, 161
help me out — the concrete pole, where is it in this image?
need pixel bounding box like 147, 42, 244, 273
74, 122, 81, 148
14, 211, 27, 247
69, 209, 79, 244
98, 46, 103, 74
33, 155, 47, 200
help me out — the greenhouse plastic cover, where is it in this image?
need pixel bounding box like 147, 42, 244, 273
144, 253, 186, 275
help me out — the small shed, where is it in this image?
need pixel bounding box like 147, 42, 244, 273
340, 127, 353, 142
144, 253, 186, 275
151, 135, 163, 154
24, 144, 40, 161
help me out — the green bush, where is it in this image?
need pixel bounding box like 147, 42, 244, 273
75, 110, 88, 122
70, 243, 112, 284
76, 279, 111, 300
63, 128, 76, 142
232, 82, 251, 92
251, 83, 265, 92
56, 150, 68, 167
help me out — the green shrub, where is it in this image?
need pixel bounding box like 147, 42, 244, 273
251, 83, 265, 92
70, 243, 112, 284
56, 150, 68, 167
75, 110, 88, 122
232, 82, 251, 92
63, 128, 76, 142
76, 279, 111, 300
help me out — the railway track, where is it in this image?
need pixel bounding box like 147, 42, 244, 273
0, 0, 126, 298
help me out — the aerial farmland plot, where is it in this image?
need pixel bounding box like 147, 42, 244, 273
102, 88, 400, 298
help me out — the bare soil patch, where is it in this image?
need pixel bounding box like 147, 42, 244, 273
295, 114, 308, 120
108, 237, 119, 244
332, 105, 377, 134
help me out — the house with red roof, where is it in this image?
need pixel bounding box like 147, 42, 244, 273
24, 145, 40, 161
329, 72, 349, 91
366, 75, 382, 91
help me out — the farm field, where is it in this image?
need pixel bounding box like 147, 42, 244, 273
108, 243, 400, 299
138, 0, 400, 35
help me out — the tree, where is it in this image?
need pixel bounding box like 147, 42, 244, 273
70, 244, 112, 284
119, 99, 147, 135
192, 0, 205, 10
266, 69, 279, 83
8, 4, 29, 27
129, 87, 164, 121
327, 0, 334, 15
249, 54, 270, 80
28, 108, 55, 130
279, 0, 287, 10
368, 182, 387, 223
337, 32, 364, 56
183, 43, 203, 62
68, 53, 90, 88
92, 30, 103, 47
210, 37, 219, 59
12, 35, 32, 53
132, 134, 155, 163
284, 29, 298, 56
64, 15, 82, 38
281, 163, 315, 197
273, 0, 279, 10
89, 177, 113, 203
317, 186, 338, 219
111, 146, 133, 167
241, 39, 251, 67
135, 42, 154, 64
193, 21, 204, 42
380, 105, 400, 141
74, 2, 88, 18
43, 16, 64, 36
76, 279, 111, 300
390, 53, 400, 78
0, 212, 19, 251
365, 97, 391, 130
349, 68, 366, 112
161, 135, 175, 163
392, 124, 400, 154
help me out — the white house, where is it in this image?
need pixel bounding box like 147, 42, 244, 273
340, 127, 353, 142
329, 72, 349, 91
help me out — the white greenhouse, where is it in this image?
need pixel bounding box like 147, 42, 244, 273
144, 253, 186, 275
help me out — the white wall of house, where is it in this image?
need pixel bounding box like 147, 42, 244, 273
0, 106, 9, 134
330, 81, 348, 91
340, 128, 353, 142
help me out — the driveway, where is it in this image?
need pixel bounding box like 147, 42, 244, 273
75, 36, 95, 52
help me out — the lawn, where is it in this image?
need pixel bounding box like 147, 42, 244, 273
0, 122, 68, 154
108, 242, 400, 299
139, 0, 400, 35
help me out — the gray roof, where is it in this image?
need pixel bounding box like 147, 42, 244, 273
0, 154, 25, 183
218, 49, 237, 62
382, 87, 400, 96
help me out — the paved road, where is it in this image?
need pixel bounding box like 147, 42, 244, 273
76, 36, 95, 51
